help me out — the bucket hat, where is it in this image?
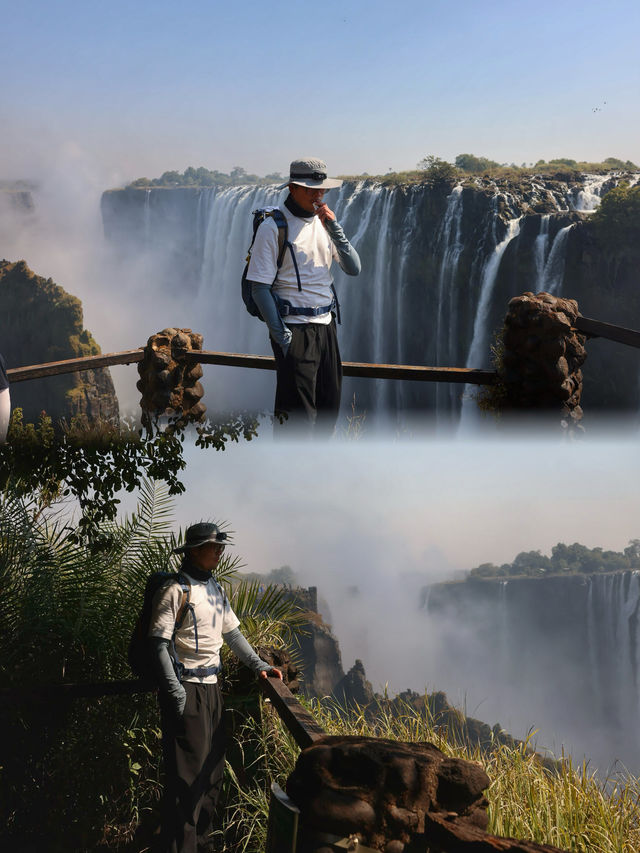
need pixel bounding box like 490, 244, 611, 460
277, 157, 343, 190
173, 522, 229, 553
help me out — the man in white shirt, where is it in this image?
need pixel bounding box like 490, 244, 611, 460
149, 522, 282, 853
246, 157, 361, 436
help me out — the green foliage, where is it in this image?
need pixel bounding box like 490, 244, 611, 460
604, 157, 639, 169
468, 540, 640, 579
590, 182, 640, 253
417, 154, 459, 184
1, 480, 303, 851
0, 409, 258, 542
455, 153, 501, 173
127, 165, 282, 189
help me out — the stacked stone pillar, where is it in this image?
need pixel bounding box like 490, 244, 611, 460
499, 292, 587, 428
137, 328, 205, 430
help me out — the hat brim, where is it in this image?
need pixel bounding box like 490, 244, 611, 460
173, 535, 229, 554
277, 177, 343, 190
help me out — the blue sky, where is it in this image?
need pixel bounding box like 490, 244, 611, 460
2, 0, 639, 184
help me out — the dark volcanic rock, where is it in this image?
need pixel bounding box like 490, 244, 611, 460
296, 612, 347, 699
0, 260, 119, 424
286, 735, 490, 851
332, 658, 375, 708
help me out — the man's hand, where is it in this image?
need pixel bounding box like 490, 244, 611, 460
314, 202, 336, 225
260, 667, 283, 680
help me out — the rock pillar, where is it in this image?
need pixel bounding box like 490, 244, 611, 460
499, 292, 587, 428
137, 328, 205, 429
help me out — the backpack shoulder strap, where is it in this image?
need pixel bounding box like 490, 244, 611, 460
174, 572, 192, 629
267, 208, 302, 291
266, 208, 288, 269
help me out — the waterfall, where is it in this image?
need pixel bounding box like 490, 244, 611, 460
466, 216, 522, 369
143, 189, 151, 246
540, 224, 574, 295
197, 184, 280, 355
370, 189, 395, 412
533, 214, 551, 283
393, 186, 422, 415
589, 573, 640, 734
435, 186, 464, 419
425, 571, 640, 771
572, 174, 609, 212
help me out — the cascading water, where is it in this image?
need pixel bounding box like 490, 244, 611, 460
435, 185, 464, 419
539, 224, 574, 295
458, 215, 522, 430
533, 214, 551, 283
466, 216, 522, 368
572, 174, 609, 211
425, 570, 640, 772
393, 186, 422, 415
143, 189, 151, 246
586, 573, 640, 743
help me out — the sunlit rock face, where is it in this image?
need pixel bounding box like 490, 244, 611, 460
101, 172, 640, 427
0, 260, 119, 424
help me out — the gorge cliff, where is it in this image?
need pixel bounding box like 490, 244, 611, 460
423, 570, 640, 772
0, 260, 119, 424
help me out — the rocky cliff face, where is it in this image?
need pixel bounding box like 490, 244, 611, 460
0, 260, 119, 424
424, 570, 640, 771
101, 172, 640, 425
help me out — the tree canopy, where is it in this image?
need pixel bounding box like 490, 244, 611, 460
129, 165, 283, 188
590, 181, 640, 252
468, 540, 640, 578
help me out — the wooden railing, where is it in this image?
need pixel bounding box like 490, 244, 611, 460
5, 313, 638, 389
5, 347, 498, 386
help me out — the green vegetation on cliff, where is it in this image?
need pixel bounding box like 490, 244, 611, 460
469, 540, 640, 579
0, 259, 119, 424
126, 154, 639, 190
590, 181, 640, 252
128, 165, 283, 188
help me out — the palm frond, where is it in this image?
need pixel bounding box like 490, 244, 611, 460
229, 579, 307, 649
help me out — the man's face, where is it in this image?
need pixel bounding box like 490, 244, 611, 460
189, 541, 225, 572
289, 183, 326, 214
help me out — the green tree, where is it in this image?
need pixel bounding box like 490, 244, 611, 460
590, 182, 640, 252
0, 409, 258, 542
455, 153, 500, 173
417, 155, 458, 185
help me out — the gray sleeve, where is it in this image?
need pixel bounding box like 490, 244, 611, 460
325, 219, 361, 276
223, 626, 273, 674
250, 281, 292, 356
149, 637, 186, 715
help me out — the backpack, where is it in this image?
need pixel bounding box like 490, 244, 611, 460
129, 570, 228, 683
128, 571, 192, 683
241, 207, 302, 320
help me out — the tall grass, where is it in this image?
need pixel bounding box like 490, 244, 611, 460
221, 696, 640, 853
